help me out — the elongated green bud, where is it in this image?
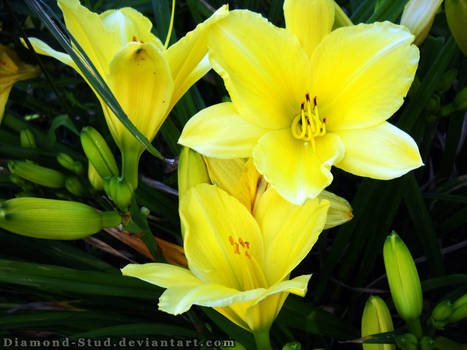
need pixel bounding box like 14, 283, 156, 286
282, 342, 301, 350
361, 296, 395, 350
104, 176, 133, 212
446, 293, 467, 323
20, 129, 36, 148
9, 174, 34, 191
57, 153, 84, 175
430, 300, 453, 329
178, 147, 210, 199
88, 161, 104, 191
420, 337, 435, 350
9, 160, 65, 188
383, 232, 423, 323
437, 69, 457, 94
395, 333, 418, 350
65, 177, 85, 197
80, 127, 118, 179
0, 197, 121, 240
445, 0, 467, 56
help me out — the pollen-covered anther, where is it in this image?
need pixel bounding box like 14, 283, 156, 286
290, 94, 326, 150
228, 236, 251, 258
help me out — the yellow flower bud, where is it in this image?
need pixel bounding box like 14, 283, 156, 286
104, 176, 133, 212
177, 147, 210, 199
361, 296, 395, 350
0, 197, 121, 239
445, 0, 467, 56
80, 127, 119, 179
88, 161, 104, 191
57, 153, 84, 175
400, 0, 443, 45
19, 129, 36, 148
8, 160, 65, 188
383, 232, 423, 322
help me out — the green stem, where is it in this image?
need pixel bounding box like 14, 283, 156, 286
406, 318, 423, 339
121, 150, 141, 190
254, 328, 272, 350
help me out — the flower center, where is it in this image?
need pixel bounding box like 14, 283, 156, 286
291, 94, 326, 149
229, 235, 251, 259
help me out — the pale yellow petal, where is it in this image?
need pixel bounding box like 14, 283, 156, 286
58, 0, 120, 77
318, 190, 353, 229
166, 5, 228, 111
160, 283, 264, 315
283, 0, 335, 58
253, 130, 345, 205
181, 184, 266, 291
0, 85, 13, 125
100, 7, 164, 49
254, 187, 329, 283
24, 38, 76, 69
121, 263, 200, 288
310, 22, 419, 130
207, 10, 311, 129
335, 122, 423, 179
179, 102, 267, 158
400, 0, 443, 45
107, 42, 173, 150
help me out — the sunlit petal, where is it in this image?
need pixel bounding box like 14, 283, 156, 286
121, 263, 200, 288
25, 38, 76, 69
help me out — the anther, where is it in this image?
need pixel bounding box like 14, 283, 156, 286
234, 243, 240, 255
245, 251, 251, 259
132, 36, 137, 42
229, 236, 234, 246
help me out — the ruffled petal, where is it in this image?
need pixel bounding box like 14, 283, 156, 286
310, 22, 419, 130
283, 0, 335, 58
179, 102, 267, 158
335, 122, 423, 179
253, 130, 345, 204
207, 10, 311, 129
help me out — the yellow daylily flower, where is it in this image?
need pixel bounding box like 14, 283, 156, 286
123, 183, 329, 339
400, 0, 443, 45
179, 0, 423, 205
26, 0, 228, 188
0, 44, 39, 125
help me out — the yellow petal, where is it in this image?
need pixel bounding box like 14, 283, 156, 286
179, 102, 267, 158
181, 184, 266, 291
253, 130, 345, 205
207, 10, 311, 129
58, 0, 120, 77
253, 188, 329, 283
121, 263, 200, 288
0, 85, 13, 124
160, 283, 264, 315
310, 22, 419, 131
203, 157, 261, 211
24, 38, 76, 69
165, 5, 228, 111
100, 7, 164, 49
283, 0, 335, 58
318, 190, 353, 229
335, 122, 423, 179
107, 42, 173, 150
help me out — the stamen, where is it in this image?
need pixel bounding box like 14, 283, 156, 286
164, 0, 176, 49
290, 94, 327, 144
229, 236, 252, 259
132, 35, 137, 42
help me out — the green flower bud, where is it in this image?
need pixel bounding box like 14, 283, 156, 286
88, 162, 104, 191
80, 127, 118, 179
178, 147, 210, 199
57, 153, 84, 175
19, 129, 36, 148
361, 296, 395, 350
104, 176, 133, 212
426, 95, 440, 113
437, 69, 457, 94
0, 197, 121, 240
430, 300, 453, 329
282, 342, 301, 350
446, 293, 467, 323
9, 160, 66, 188
383, 232, 423, 322
445, 0, 467, 57
420, 336, 435, 350
395, 333, 418, 350
65, 177, 85, 197
453, 86, 467, 111
9, 174, 34, 191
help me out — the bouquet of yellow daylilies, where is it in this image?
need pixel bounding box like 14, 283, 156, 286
1, 0, 466, 349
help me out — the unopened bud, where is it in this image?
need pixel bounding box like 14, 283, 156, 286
395, 333, 418, 350
9, 160, 65, 188
401, 0, 443, 45
445, 0, 467, 57
65, 177, 85, 197
20, 129, 36, 148
361, 296, 395, 350
57, 153, 84, 175
437, 69, 457, 94
453, 86, 467, 111
9, 174, 34, 191
282, 342, 301, 350
80, 127, 118, 179
0, 197, 121, 239
383, 232, 423, 322
420, 337, 435, 350
104, 176, 133, 212
430, 300, 453, 329
178, 147, 210, 199
446, 293, 467, 323
88, 161, 104, 191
